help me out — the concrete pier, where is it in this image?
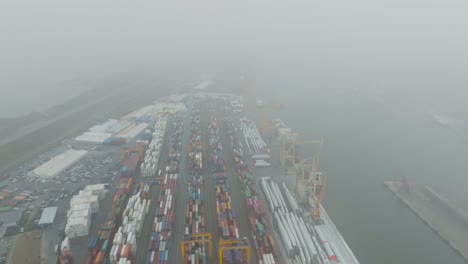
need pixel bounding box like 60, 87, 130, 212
385, 181, 468, 262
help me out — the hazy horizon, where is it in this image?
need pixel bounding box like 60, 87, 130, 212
2, 1, 468, 118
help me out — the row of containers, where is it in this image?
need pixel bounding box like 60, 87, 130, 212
208, 115, 248, 264
108, 183, 151, 263
187, 107, 202, 174
86, 177, 134, 264
183, 105, 208, 264
141, 116, 167, 177
146, 113, 185, 264
226, 119, 279, 264
261, 177, 339, 264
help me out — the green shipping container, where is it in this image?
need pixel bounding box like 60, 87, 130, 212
0, 206, 12, 213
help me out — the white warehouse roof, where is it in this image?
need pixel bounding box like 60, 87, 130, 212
132, 105, 155, 119
194, 79, 212, 90
121, 105, 155, 121
89, 119, 118, 133
31, 149, 88, 178
75, 131, 113, 143
38, 207, 57, 226
106, 120, 132, 134
120, 123, 148, 140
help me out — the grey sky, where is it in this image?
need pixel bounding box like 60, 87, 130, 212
1, 1, 468, 117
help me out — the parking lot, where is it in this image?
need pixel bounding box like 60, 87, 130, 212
0, 140, 127, 263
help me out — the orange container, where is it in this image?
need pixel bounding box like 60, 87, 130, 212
124, 243, 131, 258
93, 252, 102, 264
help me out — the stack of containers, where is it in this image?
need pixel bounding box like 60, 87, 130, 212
66, 184, 107, 238
208, 115, 247, 264
83, 184, 109, 200
86, 178, 133, 264
121, 143, 145, 177
183, 174, 206, 264
141, 116, 167, 177
208, 116, 226, 173
188, 107, 202, 175
146, 113, 184, 264
226, 120, 279, 263
182, 104, 207, 264
109, 182, 151, 263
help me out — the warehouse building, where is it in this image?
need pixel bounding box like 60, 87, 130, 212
75, 131, 113, 144
29, 149, 88, 178
106, 120, 132, 134
0, 209, 24, 238
120, 123, 149, 140
88, 119, 118, 133
38, 207, 57, 228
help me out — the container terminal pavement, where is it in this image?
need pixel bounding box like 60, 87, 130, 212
19, 90, 359, 264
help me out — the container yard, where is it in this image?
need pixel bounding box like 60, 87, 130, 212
1, 80, 360, 264
208, 115, 249, 264
144, 113, 184, 264
226, 118, 280, 264
182, 103, 208, 264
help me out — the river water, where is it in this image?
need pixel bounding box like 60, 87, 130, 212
255, 85, 468, 264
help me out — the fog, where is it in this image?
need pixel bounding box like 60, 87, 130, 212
1, 0, 468, 117
2, 2, 468, 263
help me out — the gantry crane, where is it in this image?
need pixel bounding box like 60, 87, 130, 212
312, 170, 326, 223
180, 233, 213, 260
291, 159, 326, 223
279, 133, 323, 168
218, 238, 251, 264
259, 103, 283, 137
281, 135, 325, 223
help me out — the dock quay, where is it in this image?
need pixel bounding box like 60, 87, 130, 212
385, 181, 468, 262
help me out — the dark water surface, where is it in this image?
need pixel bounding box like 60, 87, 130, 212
257, 86, 468, 264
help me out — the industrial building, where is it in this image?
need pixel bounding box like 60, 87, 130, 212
0, 209, 24, 238
75, 131, 113, 144
38, 207, 58, 228
29, 149, 88, 178
106, 120, 132, 134
119, 123, 149, 140
89, 119, 119, 133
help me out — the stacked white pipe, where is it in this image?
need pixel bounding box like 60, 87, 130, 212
141, 116, 167, 177
239, 117, 267, 154
261, 253, 276, 264
261, 177, 321, 264
282, 182, 300, 214
109, 186, 150, 263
